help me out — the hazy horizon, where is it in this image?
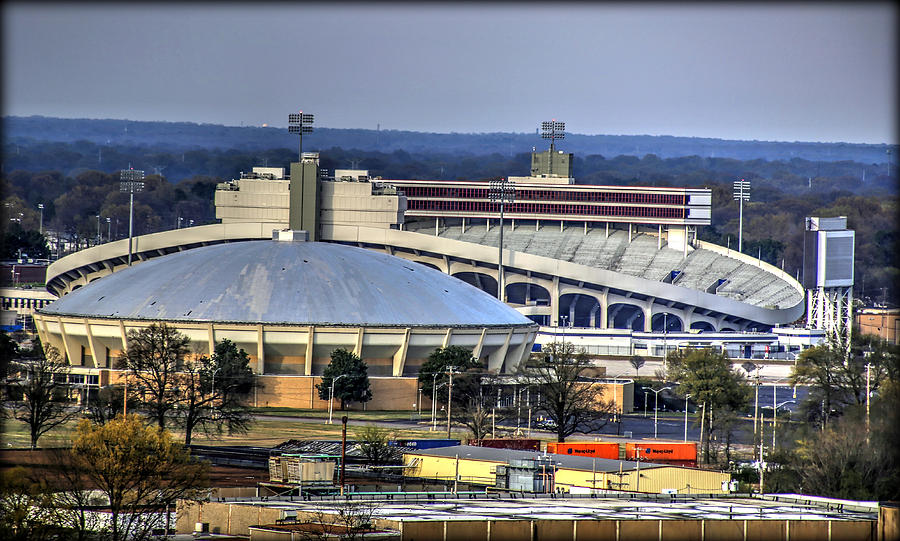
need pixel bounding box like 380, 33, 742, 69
4, 3, 896, 145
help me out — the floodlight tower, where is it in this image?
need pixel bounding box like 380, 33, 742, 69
287, 111, 315, 232
488, 178, 516, 302
541, 120, 565, 176
119, 169, 145, 266
288, 111, 314, 162
733, 179, 750, 253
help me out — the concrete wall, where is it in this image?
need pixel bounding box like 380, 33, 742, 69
179, 501, 876, 541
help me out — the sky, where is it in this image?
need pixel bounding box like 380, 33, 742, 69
3, 3, 897, 144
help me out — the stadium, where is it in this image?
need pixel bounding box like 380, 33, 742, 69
36, 138, 812, 406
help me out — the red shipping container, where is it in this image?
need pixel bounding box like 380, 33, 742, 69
546, 442, 620, 459
625, 442, 697, 462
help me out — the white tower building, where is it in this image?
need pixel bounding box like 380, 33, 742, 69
803, 216, 855, 352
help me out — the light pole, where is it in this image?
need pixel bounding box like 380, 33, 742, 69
771, 400, 795, 449
733, 179, 750, 253
432, 381, 447, 432
742, 362, 760, 437
662, 312, 668, 377
106, 217, 111, 242
447, 367, 457, 439
96, 215, 101, 245
488, 178, 515, 302
327, 374, 349, 424
650, 386, 672, 438
120, 169, 145, 266
37, 204, 44, 235
683, 394, 692, 442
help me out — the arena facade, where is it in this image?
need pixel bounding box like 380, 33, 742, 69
35, 233, 537, 409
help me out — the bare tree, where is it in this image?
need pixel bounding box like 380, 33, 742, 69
117, 323, 190, 430
7, 346, 78, 449
522, 341, 614, 443
629, 355, 646, 378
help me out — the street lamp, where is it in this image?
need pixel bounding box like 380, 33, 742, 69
106, 217, 111, 242
96, 215, 101, 245
771, 400, 795, 449
327, 374, 349, 424
37, 204, 44, 235
683, 394, 692, 442
488, 178, 515, 301
650, 386, 672, 438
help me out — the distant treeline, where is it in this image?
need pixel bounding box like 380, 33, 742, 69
4, 115, 897, 164
2, 116, 897, 304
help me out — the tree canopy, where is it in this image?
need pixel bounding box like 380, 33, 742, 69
68, 415, 208, 541
316, 349, 372, 410
666, 348, 751, 463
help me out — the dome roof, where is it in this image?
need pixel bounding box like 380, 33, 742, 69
40, 240, 533, 328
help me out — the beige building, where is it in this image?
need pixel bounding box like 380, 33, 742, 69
855, 307, 899, 345
402, 445, 730, 495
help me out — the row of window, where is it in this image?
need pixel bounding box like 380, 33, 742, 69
2, 297, 51, 310
400, 186, 687, 205
407, 200, 686, 218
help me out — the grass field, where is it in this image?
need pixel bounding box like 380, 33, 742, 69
1, 409, 465, 449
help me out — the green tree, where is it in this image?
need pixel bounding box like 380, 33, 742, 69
355, 425, 395, 465
0, 466, 54, 541
174, 339, 256, 445
523, 341, 613, 443
317, 349, 372, 410
789, 333, 896, 428
69, 415, 209, 541
666, 348, 751, 464
418, 346, 481, 399
7, 346, 78, 449
118, 323, 191, 430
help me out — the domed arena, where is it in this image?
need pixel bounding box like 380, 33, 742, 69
34, 236, 538, 409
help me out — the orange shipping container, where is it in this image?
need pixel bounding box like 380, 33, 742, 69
625, 442, 697, 462
546, 442, 620, 459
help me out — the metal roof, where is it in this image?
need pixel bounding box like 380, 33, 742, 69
405, 445, 680, 472
39, 240, 534, 328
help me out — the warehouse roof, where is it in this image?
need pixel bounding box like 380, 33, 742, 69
39, 240, 534, 328
405, 444, 682, 472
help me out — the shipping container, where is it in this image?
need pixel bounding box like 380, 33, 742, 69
468, 439, 541, 451
546, 442, 620, 459
389, 439, 460, 450
625, 442, 697, 462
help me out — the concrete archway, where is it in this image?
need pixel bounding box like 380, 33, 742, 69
452, 271, 498, 298
690, 321, 716, 332
608, 302, 645, 331
651, 312, 684, 332
506, 282, 551, 306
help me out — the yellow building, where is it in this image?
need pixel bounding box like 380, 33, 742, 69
403, 445, 730, 495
